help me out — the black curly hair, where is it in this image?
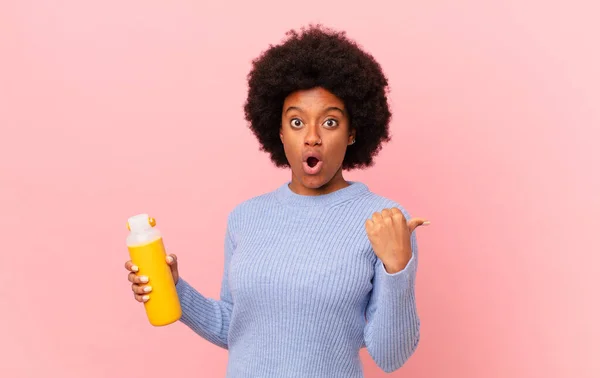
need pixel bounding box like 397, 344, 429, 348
243, 24, 392, 170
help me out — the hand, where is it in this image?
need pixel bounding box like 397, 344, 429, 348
365, 208, 429, 274
124, 254, 180, 303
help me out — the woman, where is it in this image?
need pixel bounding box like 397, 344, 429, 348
125, 24, 428, 377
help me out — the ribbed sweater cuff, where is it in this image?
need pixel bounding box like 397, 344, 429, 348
380, 252, 417, 288
176, 278, 207, 324
175, 277, 229, 348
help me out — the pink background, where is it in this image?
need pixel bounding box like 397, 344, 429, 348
1, 1, 598, 377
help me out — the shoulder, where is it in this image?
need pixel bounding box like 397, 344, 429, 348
224, 185, 280, 229
359, 186, 413, 220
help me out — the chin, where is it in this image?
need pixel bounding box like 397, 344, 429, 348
300, 174, 330, 189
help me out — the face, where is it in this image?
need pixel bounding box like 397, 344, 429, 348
280, 87, 356, 195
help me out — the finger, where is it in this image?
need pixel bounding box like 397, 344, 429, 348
131, 283, 152, 295
124, 260, 139, 273
390, 207, 406, 228
166, 253, 177, 266
365, 218, 374, 231
379, 208, 394, 225
133, 293, 150, 303
128, 272, 149, 284
390, 207, 404, 219
371, 212, 383, 223
407, 218, 430, 233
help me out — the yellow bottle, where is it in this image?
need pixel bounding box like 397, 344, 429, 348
126, 214, 181, 326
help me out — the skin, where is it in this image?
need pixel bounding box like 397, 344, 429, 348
124, 87, 429, 303
366, 208, 429, 273
279, 87, 355, 196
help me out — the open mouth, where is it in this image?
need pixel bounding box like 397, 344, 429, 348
307, 156, 320, 168
302, 152, 324, 175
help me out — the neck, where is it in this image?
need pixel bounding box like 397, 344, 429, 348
276, 179, 369, 208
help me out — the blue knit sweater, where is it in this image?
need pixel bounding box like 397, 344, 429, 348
175, 181, 420, 377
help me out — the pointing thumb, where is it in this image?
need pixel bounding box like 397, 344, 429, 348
408, 218, 430, 233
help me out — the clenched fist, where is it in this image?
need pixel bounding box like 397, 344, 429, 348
365, 208, 429, 274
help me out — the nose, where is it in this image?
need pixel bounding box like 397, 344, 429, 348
304, 124, 321, 146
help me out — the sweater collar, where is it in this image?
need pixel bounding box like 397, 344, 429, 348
275, 181, 369, 207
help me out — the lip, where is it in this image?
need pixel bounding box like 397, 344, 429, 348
302, 150, 323, 162
302, 150, 324, 175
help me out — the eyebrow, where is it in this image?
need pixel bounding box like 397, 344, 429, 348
285, 106, 345, 116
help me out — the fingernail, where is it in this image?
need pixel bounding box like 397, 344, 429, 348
423, 221, 431, 225
132, 265, 138, 272
143, 286, 152, 293
166, 256, 173, 263
142, 295, 149, 302
140, 276, 149, 283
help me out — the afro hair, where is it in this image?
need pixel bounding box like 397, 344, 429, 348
243, 24, 392, 170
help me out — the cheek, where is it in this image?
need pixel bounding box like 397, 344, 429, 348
322, 142, 347, 167
332, 138, 349, 156
281, 135, 301, 160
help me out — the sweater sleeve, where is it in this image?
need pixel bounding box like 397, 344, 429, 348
363, 228, 420, 373
174, 222, 235, 350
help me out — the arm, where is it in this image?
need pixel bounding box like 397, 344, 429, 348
363, 230, 420, 373
175, 222, 235, 349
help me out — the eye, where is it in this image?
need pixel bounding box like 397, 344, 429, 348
290, 118, 303, 128
323, 119, 338, 128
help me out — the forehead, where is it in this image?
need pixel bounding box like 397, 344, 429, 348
283, 87, 345, 110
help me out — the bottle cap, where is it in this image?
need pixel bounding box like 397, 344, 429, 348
127, 214, 156, 232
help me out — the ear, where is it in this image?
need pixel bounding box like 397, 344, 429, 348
348, 129, 356, 144
279, 128, 284, 143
